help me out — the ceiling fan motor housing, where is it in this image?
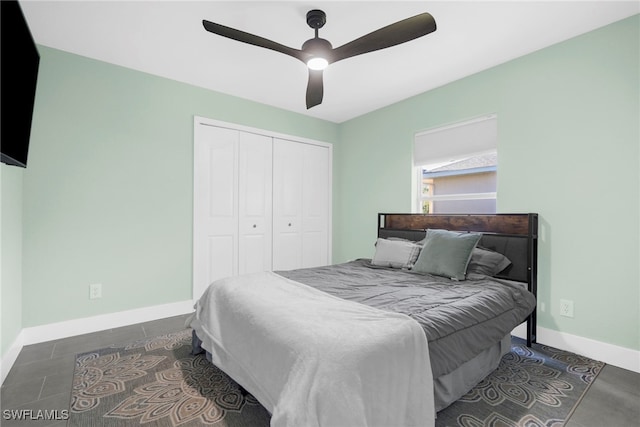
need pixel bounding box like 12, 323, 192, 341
302, 37, 332, 53
306, 10, 326, 29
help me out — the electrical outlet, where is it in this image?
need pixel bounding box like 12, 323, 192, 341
560, 299, 574, 318
89, 283, 102, 299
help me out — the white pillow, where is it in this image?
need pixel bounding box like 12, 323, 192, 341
371, 238, 421, 269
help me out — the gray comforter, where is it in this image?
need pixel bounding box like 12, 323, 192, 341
277, 259, 536, 378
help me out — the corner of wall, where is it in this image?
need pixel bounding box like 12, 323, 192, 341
1, 163, 24, 372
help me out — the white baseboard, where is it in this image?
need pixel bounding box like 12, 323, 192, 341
22, 300, 194, 344
1, 300, 194, 384
1, 329, 25, 384
513, 325, 640, 373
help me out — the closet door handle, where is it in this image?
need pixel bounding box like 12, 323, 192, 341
253, 224, 257, 228
288, 223, 292, 227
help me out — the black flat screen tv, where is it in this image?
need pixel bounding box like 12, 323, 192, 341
1, 0, 40, 168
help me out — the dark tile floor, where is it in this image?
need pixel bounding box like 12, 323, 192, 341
566, 363, 640, 427
2, 314, 639, 426
1, 314, 191, 426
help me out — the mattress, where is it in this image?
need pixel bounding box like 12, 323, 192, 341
276, 259, 536, 379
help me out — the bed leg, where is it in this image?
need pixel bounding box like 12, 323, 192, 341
526, 311, 537, 347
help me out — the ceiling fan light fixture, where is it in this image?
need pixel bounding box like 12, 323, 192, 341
302, 37, 332, 70
307, 56, 328, 70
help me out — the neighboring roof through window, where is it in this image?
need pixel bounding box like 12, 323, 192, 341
423, 152, 497, 178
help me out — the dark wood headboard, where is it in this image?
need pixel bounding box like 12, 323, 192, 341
378, 213, 538, 346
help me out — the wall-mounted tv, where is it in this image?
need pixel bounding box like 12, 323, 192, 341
1, 0, 40, 168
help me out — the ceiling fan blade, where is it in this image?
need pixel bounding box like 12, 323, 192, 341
306, 69, 324, 109
203, 20, 306, 62
331, 13, 436, 63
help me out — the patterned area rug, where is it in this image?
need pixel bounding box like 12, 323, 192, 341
69, 331, 603, 427
435, 337, 603, 427
69, 329, 270, 426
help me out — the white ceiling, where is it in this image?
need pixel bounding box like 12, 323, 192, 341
20, 1, 639, 123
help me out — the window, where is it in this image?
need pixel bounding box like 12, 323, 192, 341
414, 115, 497, 214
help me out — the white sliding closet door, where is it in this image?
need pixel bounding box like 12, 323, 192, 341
273, 138, 330, 270
193, 124, 272, 300
194, 117, 331, 301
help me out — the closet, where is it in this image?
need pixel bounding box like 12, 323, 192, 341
193, 117, 332, 300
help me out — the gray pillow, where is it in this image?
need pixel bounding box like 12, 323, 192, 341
467, 247, 511, 276
371, 238, 421, 269
467, 247, 512, 277
413, 229, 482, 280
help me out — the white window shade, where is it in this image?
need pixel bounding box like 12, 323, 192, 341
414, 115, 497, 166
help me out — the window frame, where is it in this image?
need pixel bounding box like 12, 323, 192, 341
413, 115, 498, 214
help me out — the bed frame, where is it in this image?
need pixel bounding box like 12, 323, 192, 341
378, 213, 538, 346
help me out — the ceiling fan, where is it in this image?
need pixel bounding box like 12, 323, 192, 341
203, 9, 436, 109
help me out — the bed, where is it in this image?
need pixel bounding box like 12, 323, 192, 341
190, 213, 538, 426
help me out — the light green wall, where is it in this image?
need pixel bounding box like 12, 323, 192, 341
335, 15, 639, 350
21, 45, 338, 328
1, 164, 23, 356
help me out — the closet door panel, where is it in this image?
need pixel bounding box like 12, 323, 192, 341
273, 139, 303, 220
301, 233, 326, 268
239, 132, 273, 275
208, 134, 238, 234
273, 139, 303, 270
209, 236, 235, 283
194, 126, 239, 299
273, 233, 303, 271
273, 139, 329, 270
301, 143, 329, 267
